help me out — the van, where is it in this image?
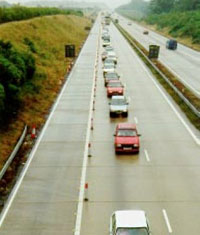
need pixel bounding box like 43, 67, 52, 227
110, 210, 151, 235
166, 39, 177, 50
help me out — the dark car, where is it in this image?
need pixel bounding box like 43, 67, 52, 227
166, 39, 177, 50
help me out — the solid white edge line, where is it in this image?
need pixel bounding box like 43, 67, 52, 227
74, 19, 100, 235
132, 47, 200, 146
162, 209, 173, 233
0, 22, 93, 228
144, 149, 150, 162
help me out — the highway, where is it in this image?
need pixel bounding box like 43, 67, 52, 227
0, 17, 200, 235
117, 14, 200, 97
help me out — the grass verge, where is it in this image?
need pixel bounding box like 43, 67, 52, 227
113, 21, 200, 131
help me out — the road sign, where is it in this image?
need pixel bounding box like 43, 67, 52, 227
65, 45, 75, 58
149, 45, 160, 59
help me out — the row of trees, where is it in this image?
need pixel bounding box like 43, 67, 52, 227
150, 0, 200, 14
118, 0, 200, 15
0, 40, 36, 124
0, 6, 83, 24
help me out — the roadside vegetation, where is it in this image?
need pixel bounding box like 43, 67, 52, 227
0, 6, 83, 24
0, 14, 91, 168
117, 0, 200, 49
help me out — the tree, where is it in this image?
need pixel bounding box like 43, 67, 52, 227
150, 0, 175, 13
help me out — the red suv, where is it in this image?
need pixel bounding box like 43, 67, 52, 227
107, 80, 124, 97
114, 123, 141, 154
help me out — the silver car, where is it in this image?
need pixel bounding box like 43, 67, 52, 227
109, 96, 128, 117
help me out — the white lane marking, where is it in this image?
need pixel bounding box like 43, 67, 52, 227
0, 20, 99, 228
144, 149, 150, 162
133, 47, 200, 146
74, 20, 101, 235
134, 117, 138, 124
162, 209, 173, 233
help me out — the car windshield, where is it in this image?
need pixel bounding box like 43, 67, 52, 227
108, 82, 122, 87
116, 228, 148, 235
105, 59, 114, 64
106, 73, 118, 79
111, 99, 126, 105
106, 47, 113, 51
117, 129, 137, 137
105, 65, 114, 69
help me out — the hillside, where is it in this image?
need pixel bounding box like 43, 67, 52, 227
0, 14, 91, 167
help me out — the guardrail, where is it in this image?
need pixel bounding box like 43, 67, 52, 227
114, 22, 200, 118
0, 125, 27, 181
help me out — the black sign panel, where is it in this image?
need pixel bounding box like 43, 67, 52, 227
149, 45, 160, 59
65, 45, 75, 58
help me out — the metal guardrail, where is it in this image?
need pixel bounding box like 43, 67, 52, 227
114, 22, 200, 118
0, 125, 27, 181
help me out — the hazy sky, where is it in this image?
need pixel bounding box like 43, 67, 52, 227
6, 0, 131, 9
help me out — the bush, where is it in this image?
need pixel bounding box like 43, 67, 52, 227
0, 6, 83, 24
0, 40, 36, 124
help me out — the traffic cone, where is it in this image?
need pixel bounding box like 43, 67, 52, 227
84, 183, 89, 201
31, 125, 36, 139
88, 143, 92, 157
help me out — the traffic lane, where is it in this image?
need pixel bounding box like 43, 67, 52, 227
81, 23, 200, 235
0, 21, 99, 235
119, 16, 200, 95
81, 33, 169, 235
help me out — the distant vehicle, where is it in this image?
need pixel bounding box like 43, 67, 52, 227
110, 210, 151, 234
107, 52, 117, 64
103, 64, 115, 77
102, 34, 110, 41
107, 80, 124, 97
166, 39, 177, 50
105, 46, 114, 52
143, 30, 149, 35
104, 58, 115, 68
103, 39, 111, 47
128, 22, 132, 26
104, 72, 120, 86
115, 19, 119, 24
101, 51, 108, 61
114, 123, 141, 154
109, 96, 128, 117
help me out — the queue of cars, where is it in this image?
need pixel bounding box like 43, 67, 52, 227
101, 25, 141, 155
101, 17, 151, 235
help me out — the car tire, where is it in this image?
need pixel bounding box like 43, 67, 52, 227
123, 112, 128, 118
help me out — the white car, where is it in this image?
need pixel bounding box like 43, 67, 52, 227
110, 210, 151, 235
104, 58, 115, 67
103, 39, 110, 47
103, 64, 115, 77
107, 51, 117, 64
109, 96, 128, 117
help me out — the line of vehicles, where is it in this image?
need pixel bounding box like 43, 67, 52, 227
101, 18, 151, 235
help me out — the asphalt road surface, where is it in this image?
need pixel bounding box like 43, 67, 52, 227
117, 14, 200, 97
0, 18, 200, 235
80, 23, 200, 235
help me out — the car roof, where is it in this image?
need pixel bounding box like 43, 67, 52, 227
114, 210, 147, 228
117, 123, 136, 129
112, 96, 125, 100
